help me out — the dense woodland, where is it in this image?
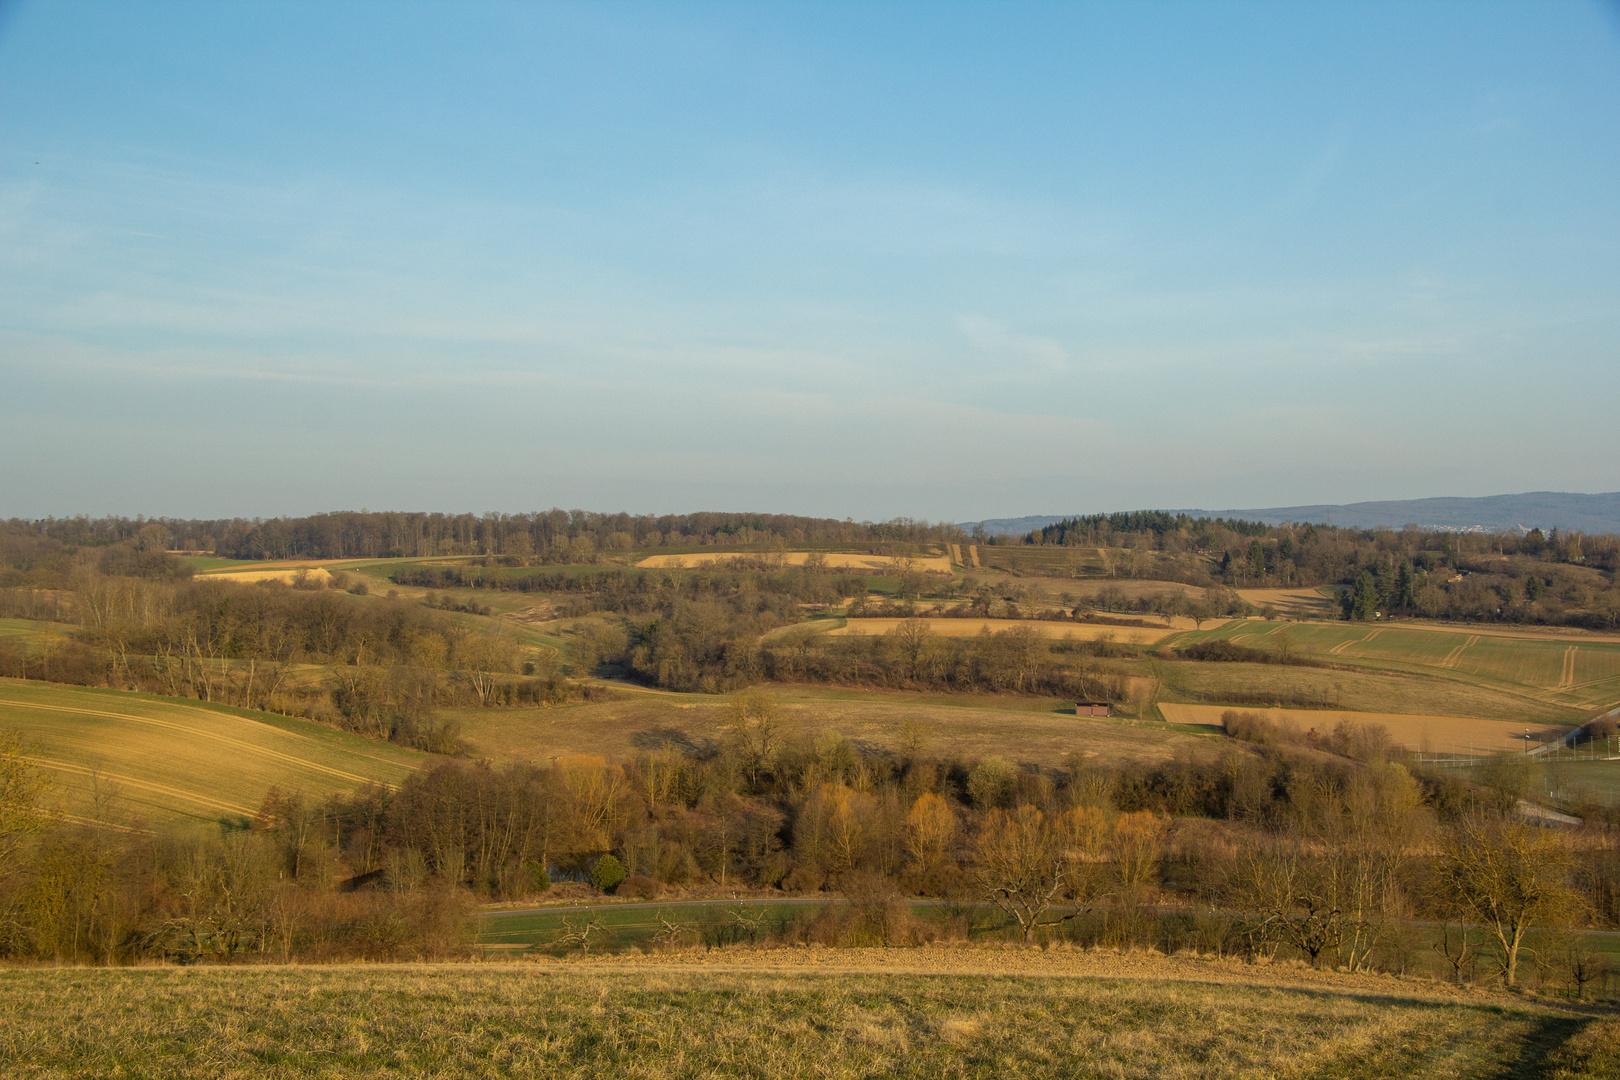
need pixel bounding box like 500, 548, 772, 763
2, 706, 1616, 989
1017, 512, 1620, 628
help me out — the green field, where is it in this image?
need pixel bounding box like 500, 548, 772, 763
0, 679, 426, 827
1, 959, 1608, 1080
1172, 620, 1620, 716
479, 900, 834, 951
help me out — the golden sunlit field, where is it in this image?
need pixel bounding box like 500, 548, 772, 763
635, 551, 954, 573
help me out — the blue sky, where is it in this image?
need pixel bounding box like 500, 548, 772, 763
2, 1, 1617, 521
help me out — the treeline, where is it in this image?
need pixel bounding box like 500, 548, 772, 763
391, 564, 867, 613
5, 706, 1616, 986
5, 510, 962, 563
563, 604, 1136, 698
1021, 511, 1273, 544
1019, 515, 1620, 629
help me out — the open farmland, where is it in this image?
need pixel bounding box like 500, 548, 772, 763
0, 679, 425, 827
636, 550, 952, 574
0, 954, 1607, 1080
1158, 701, 1569, 753
828, 617, 1188, 642
200, 567, 339, 586
1236, 586, 1335, 617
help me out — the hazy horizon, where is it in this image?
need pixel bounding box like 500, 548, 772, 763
4, 2, 1618, 521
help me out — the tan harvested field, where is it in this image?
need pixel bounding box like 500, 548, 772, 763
636, 551, 953, 574
0, 950, 1599, 1080
200, 567, 338, 585
1237, 587, 1334, 617
1159, 701, 1571, 753
0, 679, 425, 826
959, 573, 1206, 600
828, 617, 1196, 641
450, 687, 1217, 768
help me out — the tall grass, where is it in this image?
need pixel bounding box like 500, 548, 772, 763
0, 964, 1573, 1079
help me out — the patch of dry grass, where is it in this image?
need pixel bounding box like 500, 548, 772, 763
0, 955, 1570, 1079
448, 688, 1218, 768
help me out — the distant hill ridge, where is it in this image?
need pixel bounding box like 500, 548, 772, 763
962, 491, 1620, 538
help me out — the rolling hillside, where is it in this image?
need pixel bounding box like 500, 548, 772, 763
0, 679, 427, 828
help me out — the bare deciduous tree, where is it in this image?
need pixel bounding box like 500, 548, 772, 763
1431, 816, 1582, 986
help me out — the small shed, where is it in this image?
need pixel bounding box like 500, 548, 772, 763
1074, 702, 1111, 717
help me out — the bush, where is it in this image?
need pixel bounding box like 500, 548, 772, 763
590, 854, 627, 893
1221, 709, 1294, 746
618, 874, 663, 899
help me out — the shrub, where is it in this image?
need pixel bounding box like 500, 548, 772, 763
590, 854, 627, 893
1221, 709, 1295, 745
618, 874, 663, 900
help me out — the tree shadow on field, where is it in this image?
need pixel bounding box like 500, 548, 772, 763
630, 728, 705, 753
1491, 1013, 1591, 1080
1217, 984, 1594, 1080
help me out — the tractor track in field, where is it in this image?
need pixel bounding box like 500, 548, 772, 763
1440, 635, 1481, 669
1558, 646, 1579, 691
20, 755, 258, 816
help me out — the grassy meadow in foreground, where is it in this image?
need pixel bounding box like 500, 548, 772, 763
1, 961, 1609, 1080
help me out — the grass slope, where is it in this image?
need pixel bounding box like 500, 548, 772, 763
0, 955, 1602, 1079
0, 679, 427, 827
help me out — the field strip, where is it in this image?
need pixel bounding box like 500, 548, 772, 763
949, 544, 963, 565
636, 551, 953, 573
1158, 702, 1569, 752
0, 699, 384, 788
22, 756, 257, 816
202, 568, 336, 585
